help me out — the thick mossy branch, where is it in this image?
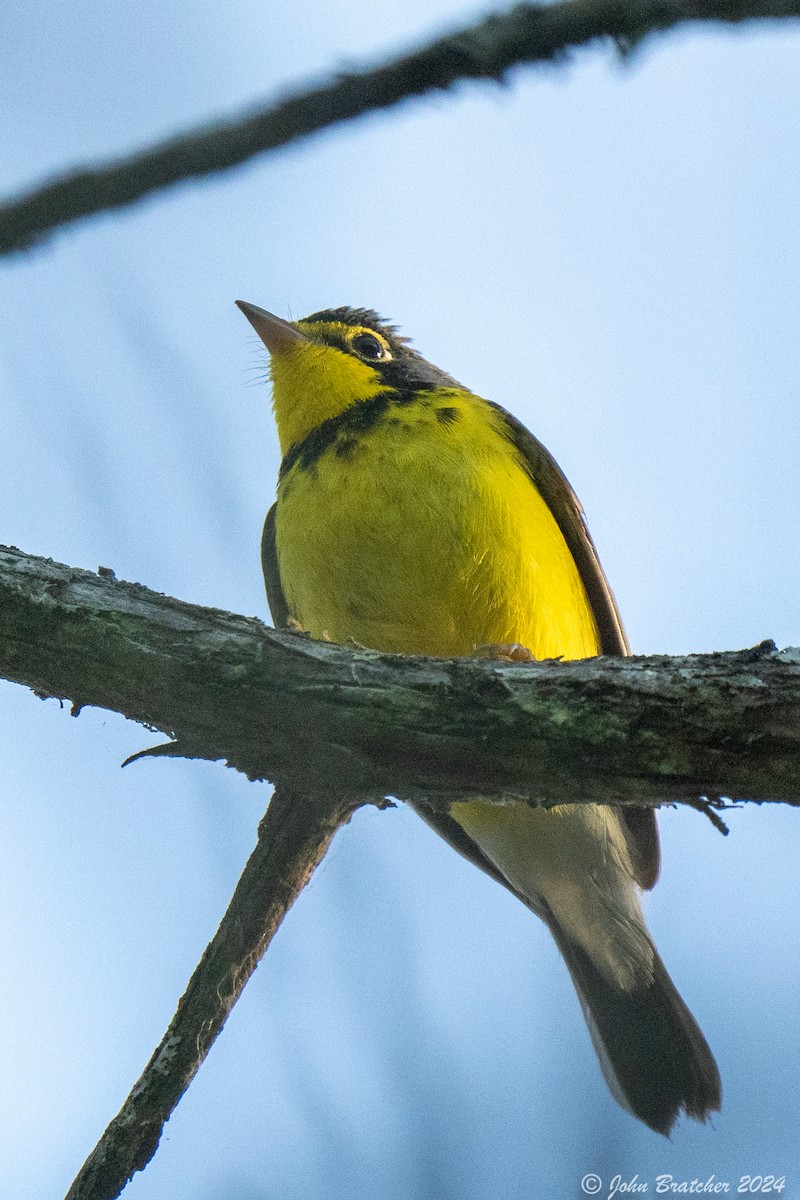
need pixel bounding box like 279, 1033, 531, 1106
1, 0, 800, 254
2, 545, 799, 807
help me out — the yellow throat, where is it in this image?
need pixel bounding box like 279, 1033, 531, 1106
237, 301, 600, 661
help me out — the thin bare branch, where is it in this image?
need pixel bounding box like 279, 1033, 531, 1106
2, 544, 800, 807
64, 786, 365, 1200
1, 0, 799, 255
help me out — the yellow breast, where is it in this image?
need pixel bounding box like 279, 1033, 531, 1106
274, 390, 599, 661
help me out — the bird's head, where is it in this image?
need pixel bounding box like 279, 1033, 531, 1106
236, 301, 461, 455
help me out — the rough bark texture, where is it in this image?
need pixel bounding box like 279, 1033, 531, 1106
1, 0, 799, 254
2, 544, 800, 808
64, 786, 364, 1200
3, 543, 798, 1198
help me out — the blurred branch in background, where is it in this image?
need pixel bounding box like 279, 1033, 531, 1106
1, 0, 800, 256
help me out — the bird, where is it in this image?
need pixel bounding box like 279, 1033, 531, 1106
236, 298, 721, 1135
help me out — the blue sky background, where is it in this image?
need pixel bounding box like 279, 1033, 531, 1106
1, 3, 799, 1197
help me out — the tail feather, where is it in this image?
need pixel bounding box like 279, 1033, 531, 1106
550, 922, 721, 1135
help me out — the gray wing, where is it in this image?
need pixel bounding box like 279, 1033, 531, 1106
261, 503, 290, 629
491, 403, 630, 657
492, 403, 659, 890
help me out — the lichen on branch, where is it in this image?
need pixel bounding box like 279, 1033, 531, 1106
2, 544, 799, 808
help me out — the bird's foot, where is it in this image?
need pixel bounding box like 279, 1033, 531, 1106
473, 642, 536, 663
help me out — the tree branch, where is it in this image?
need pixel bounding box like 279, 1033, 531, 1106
2, 0, 799, 256
2, 544, 800, 807
64, 785, 364, 1200
2, 542, 796, 1196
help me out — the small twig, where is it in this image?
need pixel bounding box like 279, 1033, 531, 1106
64, 786, 366, 1200
684, 794, 732, 835
1, 0, 800, 255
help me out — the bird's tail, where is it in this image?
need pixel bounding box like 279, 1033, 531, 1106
445, 798, 720, 1132
548, 920, 721, 1135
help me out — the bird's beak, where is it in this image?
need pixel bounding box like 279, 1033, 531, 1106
235, 301, 309, 355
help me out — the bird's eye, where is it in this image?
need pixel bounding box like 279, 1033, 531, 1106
350, 332, 390, 361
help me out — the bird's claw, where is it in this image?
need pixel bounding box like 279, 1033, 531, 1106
473, 642, 536, 663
